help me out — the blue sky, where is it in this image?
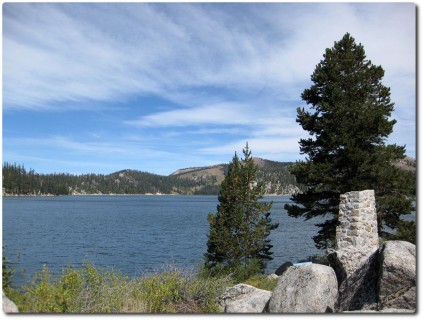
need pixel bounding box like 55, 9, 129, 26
2, 2, 416, 175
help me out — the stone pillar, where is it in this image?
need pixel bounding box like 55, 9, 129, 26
337, 190, 379, 252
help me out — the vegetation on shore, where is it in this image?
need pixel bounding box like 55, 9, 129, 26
2, 260, 278, 313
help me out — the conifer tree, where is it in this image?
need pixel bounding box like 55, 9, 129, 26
204, 143, 278, 278
285, 33, 415, 249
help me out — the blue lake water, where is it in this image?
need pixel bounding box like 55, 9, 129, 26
3, 195, 327, 286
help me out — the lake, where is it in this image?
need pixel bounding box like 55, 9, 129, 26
3, 195, 326, 286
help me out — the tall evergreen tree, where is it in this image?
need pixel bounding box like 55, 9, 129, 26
285, 33, 415, 249
204, 143, 278, 278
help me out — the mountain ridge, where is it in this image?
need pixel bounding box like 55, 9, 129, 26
3, 157, 416, 197
2, 158, 301, 196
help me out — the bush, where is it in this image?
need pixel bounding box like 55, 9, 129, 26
11, 263, 231, 313
199, 258, 263, 284
2, 247, 14, 292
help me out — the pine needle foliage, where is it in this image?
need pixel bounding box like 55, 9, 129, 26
285, 33, 415, 249
204, 143, 278, 280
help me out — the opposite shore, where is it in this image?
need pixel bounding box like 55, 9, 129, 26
2, 192, 294, 197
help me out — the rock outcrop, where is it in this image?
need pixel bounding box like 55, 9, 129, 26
378, 240, 416, 310
218, 190, 416, 314
335, 247, 381, 311
327, 248, 369, 285
267, 264, 338, 313
218, 283, 272, 313
3, 291, 19, 313
335, 240, 416, 312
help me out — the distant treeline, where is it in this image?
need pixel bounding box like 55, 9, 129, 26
2, 163, 212, 196
2, 161, 303, 196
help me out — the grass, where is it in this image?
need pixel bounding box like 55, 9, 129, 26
243, 274, 278, 292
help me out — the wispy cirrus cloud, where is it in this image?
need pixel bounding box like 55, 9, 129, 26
4, 3, 415, 111
125, 103, 256, 128
2, 135, 183, 174
2, 2, 416, 174
4, 136, 126, 155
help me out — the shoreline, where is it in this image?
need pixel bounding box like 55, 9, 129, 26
2, 193, 293, 198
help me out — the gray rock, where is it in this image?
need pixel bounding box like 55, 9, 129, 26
218, 283, 272, 313
268, 264, 338, 313
335, 240, 416, 312
3, 291, 19, 313
327, 246, 377, 285
335, 247, 381, 311
378, 241, 416, 310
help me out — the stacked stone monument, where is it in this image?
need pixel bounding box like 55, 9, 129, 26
330, 190, 379, 282
337, 190, 379, 251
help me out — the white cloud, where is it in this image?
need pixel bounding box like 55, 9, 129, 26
126, 102, 257, 127
125, 100, 304, 144
2, 2, 416, 170
3, 2, 415, 113
3, 3, 165, 109
5, 136, 126, 154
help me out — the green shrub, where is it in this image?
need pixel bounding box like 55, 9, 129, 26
11, 263, 231, 313
132, 265, 231, 313
18, 264, 88, 312
199, 258, 263, 284
2, 247, 14, 292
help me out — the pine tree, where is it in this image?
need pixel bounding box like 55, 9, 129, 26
285, 33, 415, 249
204, 143, 278, 278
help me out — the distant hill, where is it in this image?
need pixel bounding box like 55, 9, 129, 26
2, 158, 302, 196
171, 157, 301, 195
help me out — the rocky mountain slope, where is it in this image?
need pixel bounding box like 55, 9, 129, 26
171, 158, 301, 195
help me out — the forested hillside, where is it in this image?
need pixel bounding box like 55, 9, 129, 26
2, 159, 302, 196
